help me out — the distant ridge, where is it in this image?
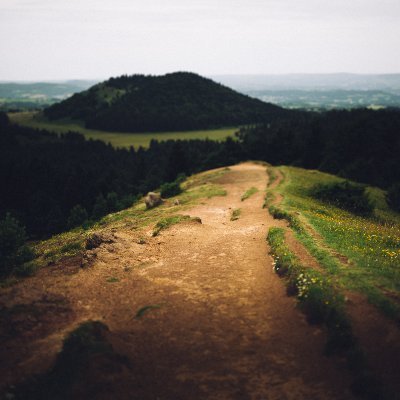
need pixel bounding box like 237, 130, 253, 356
44, 72, 285, 132
212, 73, 400, 92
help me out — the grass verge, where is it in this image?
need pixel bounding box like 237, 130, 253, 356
267, 227, 353, 353
267, 227, 385, 399
152, 215, 191, 236
269, 166, 400, 321
241, 187, 259, 201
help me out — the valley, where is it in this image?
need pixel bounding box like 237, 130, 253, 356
8, 111, 237, 149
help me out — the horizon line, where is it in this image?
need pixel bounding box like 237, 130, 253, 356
1, 71, 400, 83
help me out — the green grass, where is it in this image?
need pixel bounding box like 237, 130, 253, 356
9, 111, 238, 149
241, 187, 259, 201
267, 227, 354, 353
106, 277, 120, 283
267, 166, 278, 187
152, 215, 191, 236
263, 191, 276, 209
271, 166, 400, 320
267, 227, 385, 398
230, 208, 241, 221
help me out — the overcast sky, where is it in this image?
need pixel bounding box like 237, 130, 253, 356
1, 0, 399, 80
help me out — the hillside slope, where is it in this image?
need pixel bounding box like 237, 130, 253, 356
1, 163, 399, 399
43, 72, 286, 132
1, 163, 354, 399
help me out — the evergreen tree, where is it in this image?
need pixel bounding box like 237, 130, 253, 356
67, 205, 89, 228
0, 213, 34, 277
92, 194, 107, 219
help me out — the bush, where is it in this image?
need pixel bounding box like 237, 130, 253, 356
387, 183, 400, 212
67, 205, 89, 228
160, 181, 182, 198
0, 213, 35, 277
92, 194, 108, 219
106, 192, 120, 213
311, 180, 373, 216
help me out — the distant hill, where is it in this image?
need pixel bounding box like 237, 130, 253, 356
43, 72, 285, 132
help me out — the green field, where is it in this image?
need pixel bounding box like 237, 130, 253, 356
270, 166, 400, 320
9, 111, 238, 149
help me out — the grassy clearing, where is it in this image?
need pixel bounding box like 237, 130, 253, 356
230, 208, 241, 221
32, 168, 228, 271
9, 111, 237, 149
271, 166, 400, 320
241, 187, 259, 201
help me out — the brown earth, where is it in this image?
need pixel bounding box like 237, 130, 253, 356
0, 163, 355, 399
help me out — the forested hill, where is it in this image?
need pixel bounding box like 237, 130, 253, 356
43, 72, 286, 132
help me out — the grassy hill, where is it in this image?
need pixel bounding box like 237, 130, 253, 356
266, 166, 400, 320
43, 72, 286, 132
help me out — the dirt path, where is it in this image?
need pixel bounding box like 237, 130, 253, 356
0, 163, 354, 399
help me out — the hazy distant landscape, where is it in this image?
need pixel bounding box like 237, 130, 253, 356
214, 73, 400, 109
3, 73, 400, 112
0, 80, 96, 110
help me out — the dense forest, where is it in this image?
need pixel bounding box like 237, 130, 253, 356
1, 107, 400, 239
44, 72, 286, 132
239, 108, 400, 188
0, 112, 242, 238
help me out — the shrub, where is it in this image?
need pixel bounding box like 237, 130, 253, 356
67, 205, 89, 228
387, 183, 400, 212
175, 173, 187, 184
92, 194, 107, 219
106, 192, 120, 212
311, 180, 373, 216
160, 181, 182, 198
0, 213, 35, 277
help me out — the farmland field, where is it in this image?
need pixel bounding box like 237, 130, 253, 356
8, 111, 238, 149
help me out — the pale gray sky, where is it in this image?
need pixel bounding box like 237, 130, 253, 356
1, 0, 399, 80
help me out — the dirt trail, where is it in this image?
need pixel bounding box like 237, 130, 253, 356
0, 163, 354, 399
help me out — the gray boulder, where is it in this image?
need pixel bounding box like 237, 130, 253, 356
145, 192, 163, 209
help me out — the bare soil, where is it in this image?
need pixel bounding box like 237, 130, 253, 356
0, 163, 355, 399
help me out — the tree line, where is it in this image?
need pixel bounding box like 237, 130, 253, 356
1, 107, 400, 240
